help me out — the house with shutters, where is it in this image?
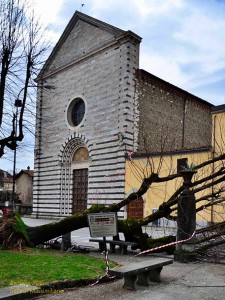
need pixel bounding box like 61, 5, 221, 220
33, 11, 213, 219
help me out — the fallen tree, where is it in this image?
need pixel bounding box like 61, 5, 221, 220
0, 205, 103, 248
0, 146, 225, 251
1, 153, 225, 255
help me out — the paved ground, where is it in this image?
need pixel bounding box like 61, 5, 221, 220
14, 217, 225, 300
33, 252, 225, 300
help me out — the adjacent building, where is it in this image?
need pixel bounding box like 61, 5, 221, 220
126, 105, 225, 225
0, 169, 13, 206
16, 168, 34, 204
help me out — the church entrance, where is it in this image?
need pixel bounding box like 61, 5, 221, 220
72, 147, 89, 214
72, 168, 88, 213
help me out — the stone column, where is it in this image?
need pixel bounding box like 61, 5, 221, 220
174, 170, 197, 262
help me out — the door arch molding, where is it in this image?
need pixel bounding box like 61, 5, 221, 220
58, 134, 90, 215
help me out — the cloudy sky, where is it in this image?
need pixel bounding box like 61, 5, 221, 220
33, 0, 225, 104
1, 0, 225, 172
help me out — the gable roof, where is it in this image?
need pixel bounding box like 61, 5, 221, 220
0, 169, 12, 179
16, 169, 34, 179
136, 69, 214, 108
212, 104, 225, 113
37, 11, 141, 80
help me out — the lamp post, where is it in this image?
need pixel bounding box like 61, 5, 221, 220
12, 99, 22, 211
11, 84, 55, 211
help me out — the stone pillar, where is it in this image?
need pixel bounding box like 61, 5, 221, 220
174, 170, 197, 262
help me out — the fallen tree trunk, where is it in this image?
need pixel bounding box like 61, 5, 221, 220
1, 207, 225, 255
0, 205, 105, 248
1, 152, 225, 250
0, 204, 152, 249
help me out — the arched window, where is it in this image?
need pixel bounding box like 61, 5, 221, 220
72, 147, 89, 162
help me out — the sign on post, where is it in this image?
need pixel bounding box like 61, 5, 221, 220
87, 212, 118, 238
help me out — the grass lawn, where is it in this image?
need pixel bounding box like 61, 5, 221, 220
0, 248, 115, 288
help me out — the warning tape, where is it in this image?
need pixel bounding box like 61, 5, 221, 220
135, 230, 196, 256
91, 231, 196, 287
90, 250, 115, 287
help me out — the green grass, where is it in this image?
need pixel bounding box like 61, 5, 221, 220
0, 248, 115, 288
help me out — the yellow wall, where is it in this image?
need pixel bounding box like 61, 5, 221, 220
125, 108, 225, 224
126, 151, 212, 223
212, 109, 225, 155
211, 109, 225, 222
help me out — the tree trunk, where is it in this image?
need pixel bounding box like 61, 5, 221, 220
0, 205, 105, 248
1, 152, 225, 251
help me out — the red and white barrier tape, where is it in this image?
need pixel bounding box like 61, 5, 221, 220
135, 230, 196, 256
91, 250, 115, 286
91, 231, 196, 286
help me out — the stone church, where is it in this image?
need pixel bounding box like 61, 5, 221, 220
33, 11, 213, 219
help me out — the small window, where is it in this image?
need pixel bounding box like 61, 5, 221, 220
67, 98, 85, 127
177, 158, 188, 173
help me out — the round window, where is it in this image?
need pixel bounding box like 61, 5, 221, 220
67, 98, 85, 127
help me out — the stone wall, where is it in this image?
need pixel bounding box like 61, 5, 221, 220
33, 16, 141, 218
135, 69, 212, 154
16, 173, 33, 204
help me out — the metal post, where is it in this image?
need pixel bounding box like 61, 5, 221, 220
103, 236, 108, 271
12, 99, 22, 211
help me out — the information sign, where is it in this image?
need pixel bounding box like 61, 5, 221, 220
87, 212, 118, 238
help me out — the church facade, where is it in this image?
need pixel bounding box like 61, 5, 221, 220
33, 11, 212, 218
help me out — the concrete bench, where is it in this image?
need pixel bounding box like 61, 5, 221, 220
89, 238, 138, 254
108, 257, 173, 290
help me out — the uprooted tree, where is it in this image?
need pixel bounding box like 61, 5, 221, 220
1, 150, 225, 258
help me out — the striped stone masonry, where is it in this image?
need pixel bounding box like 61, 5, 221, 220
33, 14, 141, 218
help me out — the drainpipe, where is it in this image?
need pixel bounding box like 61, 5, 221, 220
211, 115, 216, 224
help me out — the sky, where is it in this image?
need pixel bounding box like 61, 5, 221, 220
1, 0, 225, 173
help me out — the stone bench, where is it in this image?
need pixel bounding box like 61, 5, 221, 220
89, 238, 138, 254
108, 257, 173, 290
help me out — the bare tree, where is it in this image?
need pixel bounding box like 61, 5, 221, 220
0, 0, 48, 158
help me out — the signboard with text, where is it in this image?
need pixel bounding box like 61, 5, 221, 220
87, 212, 118, 238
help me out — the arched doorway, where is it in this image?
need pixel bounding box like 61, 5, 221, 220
72, 147, 89, 214
127, 197, 144, 219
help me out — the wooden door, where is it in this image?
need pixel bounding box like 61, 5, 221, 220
72, 168, 88, 213
127, 197, 144, 219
